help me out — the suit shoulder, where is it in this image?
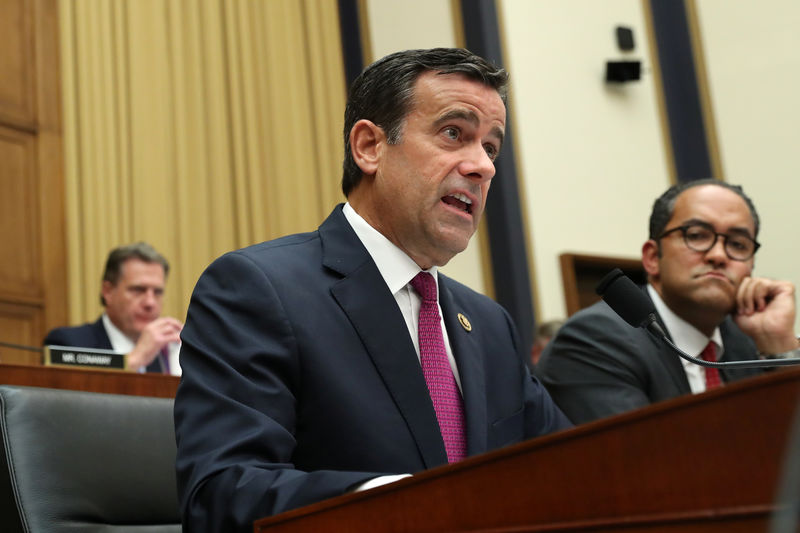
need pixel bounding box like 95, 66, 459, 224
549, 299, 653, 354
563, 299, 633, 332
537, 300, 656, 381
205, 232, 321, 272
236, 231, 320, 258
43, 320, 102, 346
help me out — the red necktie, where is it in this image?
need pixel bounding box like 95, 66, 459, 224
700, 341, 722, 390
410, 272, 466, 463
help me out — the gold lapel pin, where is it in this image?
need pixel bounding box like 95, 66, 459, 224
457, 313, 472, 332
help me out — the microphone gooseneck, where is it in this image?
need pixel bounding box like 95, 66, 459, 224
0, 340, 44, 353
595, 268, 800, 369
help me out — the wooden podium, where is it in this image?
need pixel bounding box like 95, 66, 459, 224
255, 368, 800, 532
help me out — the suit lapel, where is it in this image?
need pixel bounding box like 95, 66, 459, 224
718, 318, 760, 382
439, 276, 488, 456
91, 318, 114, 350
321, 207, 448, 468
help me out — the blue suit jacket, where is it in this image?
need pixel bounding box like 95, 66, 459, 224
44, 317, 163, 373
44, 318, 113, 350
174, 205, 571, 532
535, 289, 764, 425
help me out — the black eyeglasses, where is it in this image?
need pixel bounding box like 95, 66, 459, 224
658, 223, 760, 261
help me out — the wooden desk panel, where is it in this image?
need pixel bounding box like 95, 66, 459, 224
0, 363, 179, 398
255, 368, 800, 533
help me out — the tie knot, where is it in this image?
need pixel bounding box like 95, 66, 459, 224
701, 341, 717, 362
411, 272, 438, 302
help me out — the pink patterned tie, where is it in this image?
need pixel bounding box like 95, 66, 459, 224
701, 341, 722, 390
410, 272, 466, 463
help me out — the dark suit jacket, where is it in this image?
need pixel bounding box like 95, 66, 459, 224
44, 317, 163, 373
535, 290, 764, 425
174, 205, 571, 532
44, 318, 114, 350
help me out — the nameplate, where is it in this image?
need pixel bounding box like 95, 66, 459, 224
44, 345, 127, 371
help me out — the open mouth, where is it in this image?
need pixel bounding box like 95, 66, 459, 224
441, 192, 473, 215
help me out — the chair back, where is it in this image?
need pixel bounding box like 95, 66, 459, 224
0, 385, 180, 532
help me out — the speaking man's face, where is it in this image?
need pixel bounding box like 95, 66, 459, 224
360, 71, 505, 269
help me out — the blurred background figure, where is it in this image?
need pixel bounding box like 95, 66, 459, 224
531, 319, 565, 368
44, 242, 183, 375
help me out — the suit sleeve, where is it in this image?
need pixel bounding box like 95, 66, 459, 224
534, 306, 653, 424
492, 306, 572, 436
512, 343, 572, 436
174, 252, 381, 533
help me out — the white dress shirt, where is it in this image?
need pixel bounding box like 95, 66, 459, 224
647, 285, 723, 393
342, 202, 462, 390
102, 313, 181, 376
342, 202, 463, 491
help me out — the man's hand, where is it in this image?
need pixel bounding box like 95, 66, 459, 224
734, 277, 798, 355
127, 316, 183, 370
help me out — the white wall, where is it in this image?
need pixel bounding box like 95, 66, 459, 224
365, 0, 458, 61
499, 0, 670, 322
694, 0, 800, 330
364, 0, 800, 332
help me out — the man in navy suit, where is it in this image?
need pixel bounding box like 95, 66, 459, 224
536, 180, 798, 424
174, 48, 571, 532
44, 242, 183, 375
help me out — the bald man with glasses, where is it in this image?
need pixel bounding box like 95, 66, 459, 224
536, 179, 798, 424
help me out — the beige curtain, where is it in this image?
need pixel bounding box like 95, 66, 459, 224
59, 0, 347, 323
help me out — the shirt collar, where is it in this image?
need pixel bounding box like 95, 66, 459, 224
342, 202, 438, 293
647, 284, 724, 358
101, 313, 135, 354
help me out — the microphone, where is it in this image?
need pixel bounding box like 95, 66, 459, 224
595, 268, 800, 369
0, 340, 44, 353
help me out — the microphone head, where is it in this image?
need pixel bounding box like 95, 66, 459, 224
596, 268, 656, 329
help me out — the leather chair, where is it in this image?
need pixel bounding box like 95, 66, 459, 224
0, 385, 180, 532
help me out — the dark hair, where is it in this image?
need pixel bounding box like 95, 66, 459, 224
100, 242, 169, 306
341, 48, 508, 197
648, 178, 760, 240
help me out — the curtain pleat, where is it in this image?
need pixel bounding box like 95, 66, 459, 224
60, 0, 347, 323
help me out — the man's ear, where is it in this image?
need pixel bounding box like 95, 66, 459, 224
642, 239, 660, 280
101, 280, 114, 305
349, 119, 384, 177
